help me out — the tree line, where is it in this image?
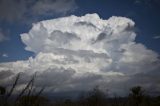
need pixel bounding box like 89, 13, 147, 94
0, 73, 160, 106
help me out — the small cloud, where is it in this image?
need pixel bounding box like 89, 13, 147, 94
153, 35, 160, 39
134, 0, 141, 4
0, 29, 8, 42
134, 0, 154, 8
2, 53, 8, 58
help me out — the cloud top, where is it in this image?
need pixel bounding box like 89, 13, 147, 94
21, 14, 135, 54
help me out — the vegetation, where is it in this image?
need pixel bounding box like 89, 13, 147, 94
0, 73, 45, 106
0, 74, 160, 106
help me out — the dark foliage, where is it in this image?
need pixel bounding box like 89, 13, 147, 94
0, 73, 45, 106
0, 86, 6, 95
129, 86, 145, 106
0, 74, 160, 106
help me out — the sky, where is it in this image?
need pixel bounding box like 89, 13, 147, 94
0, 0, 160, 96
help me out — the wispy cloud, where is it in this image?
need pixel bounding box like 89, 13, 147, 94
31, 0, 77, 16
0, 0, 77, 23
153, 35, 160, 39
2, 53, 8, 58
0, 29, 8, 42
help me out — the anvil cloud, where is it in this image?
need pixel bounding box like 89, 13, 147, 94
0, 14, 160, 95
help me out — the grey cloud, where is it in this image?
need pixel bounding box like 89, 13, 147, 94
0, 0, 77, 23
0, 70, 13, 80
35, 67, 75, 87
0, 0, 29, 22
31, 0, 77, 16
96, 33, 107, 41
153, 35, 160, 39
117, 69, 160, 96
74, 21, 97, 29
49, 30, 81, 45
0, 29, 8, 42
0, 32, 6, 42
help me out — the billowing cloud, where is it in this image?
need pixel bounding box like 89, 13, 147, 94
0, 14, 160, 96
0, 0, 77, 22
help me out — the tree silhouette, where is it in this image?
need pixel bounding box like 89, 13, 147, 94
0, 86, 6, 95
86, 86, 106, 106
129, 86, 144, 106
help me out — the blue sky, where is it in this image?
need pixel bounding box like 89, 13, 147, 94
0, 0, 160, 62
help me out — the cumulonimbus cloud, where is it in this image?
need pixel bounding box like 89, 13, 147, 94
0, 13, 160, 96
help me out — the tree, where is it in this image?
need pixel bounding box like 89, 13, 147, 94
129, 86, 144, 106
86, 86, 106, 106
0, 86, 6, 95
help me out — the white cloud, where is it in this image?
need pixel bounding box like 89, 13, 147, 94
2, 53, 8, 58
0, 13, 160, 95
